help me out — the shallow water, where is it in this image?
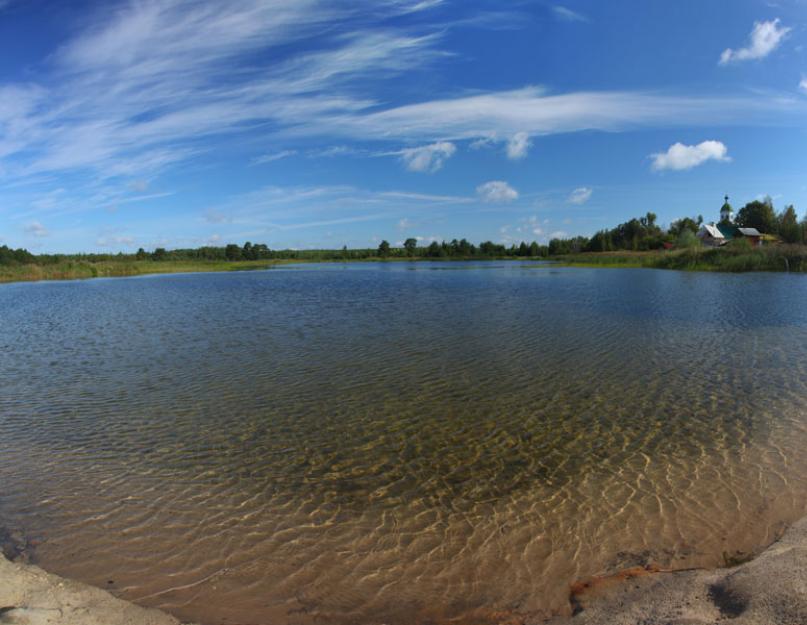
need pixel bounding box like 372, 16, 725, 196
2, 262, 807, 624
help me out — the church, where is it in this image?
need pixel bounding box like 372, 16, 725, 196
697, 196, 763, 247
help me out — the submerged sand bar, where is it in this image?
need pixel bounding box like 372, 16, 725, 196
3, 516, 807, 625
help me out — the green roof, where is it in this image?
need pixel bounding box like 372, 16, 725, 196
717, 223, 737, 239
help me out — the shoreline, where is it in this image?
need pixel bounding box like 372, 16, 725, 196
3, 516, 807, 625
549, 513, 807, 624
0, 551, 193, 625
1, 251, 807, 287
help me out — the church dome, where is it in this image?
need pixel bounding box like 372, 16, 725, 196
720, 195, 734, 223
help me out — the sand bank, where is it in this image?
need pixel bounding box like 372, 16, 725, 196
0, 553, 192, 625
3, 516, 807, 625
550, 514, 807, 625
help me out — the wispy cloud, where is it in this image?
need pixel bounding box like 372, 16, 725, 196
477, 180, 518, 203
201, 184, 472, 235
298, 87, 804, 143
506, 132, 531, 160
567, 187, 592, 204
1, 2, 804, 193
651, 141, 731, 171
253, 150, 297, 164
379, 191, 471, 203
398, 141, 457, 172
24, 221, 49, 237
800, 77, 807, 94
0, 0, 447, 182
720, 18, 791, 65
552, 6, 588, 23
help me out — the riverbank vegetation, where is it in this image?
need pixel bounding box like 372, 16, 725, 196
2, 197, 807, 283
557, 243, 807, 273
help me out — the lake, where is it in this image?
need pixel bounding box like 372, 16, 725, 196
2, 261, 807, 624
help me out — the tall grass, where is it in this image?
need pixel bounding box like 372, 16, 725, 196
559, 245, 807, 273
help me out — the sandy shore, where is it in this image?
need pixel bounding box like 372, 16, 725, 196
0, 553, 192, 625
3, 517, 807, 625
549, 514, 807, 625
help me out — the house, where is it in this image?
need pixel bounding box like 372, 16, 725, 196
697, 223, 726, 247
735, 227, 762, 247
699, 195, 764, 247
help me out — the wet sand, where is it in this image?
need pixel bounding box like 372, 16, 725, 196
3, 516, 807, 625
550, 513, 807, 625
0, 554, 190, 625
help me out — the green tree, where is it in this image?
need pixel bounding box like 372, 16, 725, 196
778, 205, 801, 243
242, 242, 258, 260
377, 240, 391, 257
529, 241, 539, 257
135, 248, 148, 260
403, 238, 418, 257
152, 247, 167, 261
737, 199, 776, 233
669, 216, 702, 238
225, 243, 243, 261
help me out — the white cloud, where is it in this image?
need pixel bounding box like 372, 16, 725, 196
397, 218, 413, 230
567, 187, 592, 204
253, 150, 297, 164
651, 140, 731, 171
0, 0, 803, 205
399, 141, 456, 172
379, 191, 470, 203
800, 77, 807, 94
469, 136, 495, 150
307, 145, 363, 158
24, 221, 49, 237
0, 1, 447, 182
552, 6, 588, 22
477, 180, 518, 203
720, 19, 791, 65
301, 87, 803, 144
499, 215, 546, 244
506, 132, 531, 160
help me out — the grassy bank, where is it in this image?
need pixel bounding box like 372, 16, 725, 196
4, 245, 807, 285
0, 259, 284, 284
558, 245, 807, 273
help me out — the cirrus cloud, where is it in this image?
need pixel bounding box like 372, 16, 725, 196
650, 140, 730, 172
477, 180, 518, 203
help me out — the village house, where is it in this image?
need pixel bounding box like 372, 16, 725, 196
697, 196, 763, 247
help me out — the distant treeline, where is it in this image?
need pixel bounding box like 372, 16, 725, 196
2, 197, 803, 266
0, 238, 555, 266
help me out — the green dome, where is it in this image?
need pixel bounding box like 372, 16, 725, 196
721, 195, 733, 213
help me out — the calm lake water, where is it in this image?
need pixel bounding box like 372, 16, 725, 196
2, 262, 807, 624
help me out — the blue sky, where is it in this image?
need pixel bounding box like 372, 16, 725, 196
1, 0, 807, 252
